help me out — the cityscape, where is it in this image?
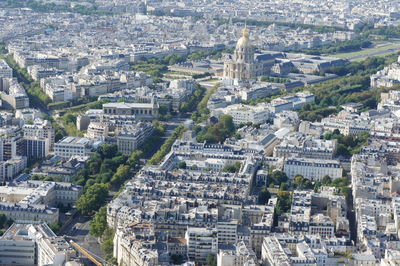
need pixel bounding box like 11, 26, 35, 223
0, 0, 400, 265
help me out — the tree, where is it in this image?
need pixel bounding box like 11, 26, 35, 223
321, 175, 332, 185
222, 162, 241, 173
0, 214, 7, 229
258, 187, 271, 204
101, 228, 115, 259
49, 222, 61, 234
314, 181, 322, 192
88, 154, 102, 174
219, 114, 235, 134
268, 170, 288, 186
110, 165, 130, 187
112, 155, 126, 167
178, 161, 187, 169
196, 115, 236, 144
293, 175, 313, 189
98, 144, 119, 159
100, 172, 112, 183
275, 191, 292, 216
89, 206, 107, 237
62, 113, 76, 124
100, 159, 117, 174
280, 182, 289, 191
148, 126, 185, 165
127, 150, 143, 169
206, 254, 217, 266
159, 104, 169, 115
77, 183, 109, 215
84, 179, 96, 189
293, 175, 305, 188
170, 254, 184, 265
101, 238, 113, 254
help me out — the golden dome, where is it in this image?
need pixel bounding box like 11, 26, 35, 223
236, 27, 251, 49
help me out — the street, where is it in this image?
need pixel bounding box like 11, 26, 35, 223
63, 215, 105, 262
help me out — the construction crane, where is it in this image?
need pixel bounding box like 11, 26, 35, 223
69, 240, 104, 266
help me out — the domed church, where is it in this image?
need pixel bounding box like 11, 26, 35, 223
223, 27, 265, 83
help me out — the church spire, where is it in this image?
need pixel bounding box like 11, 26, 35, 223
242, 26, 249, 38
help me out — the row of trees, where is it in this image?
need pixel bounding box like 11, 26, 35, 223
74, 143, 124, 215
191, 83, 219, 123
84, 122, 166, 264
294, 39, 372, 55
298, 54, 400, 122
89, 206, 116, 262
148, 125, 185, 165
179, 85, 207, 113
3, 55, 51, 109
260, 75, 290, 83
361, 25, 400, 40
76, 121, 165, 215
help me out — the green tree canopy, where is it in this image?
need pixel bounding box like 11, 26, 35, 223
178, 161, 187, 169
90, 206, 108, 237
110, 165, 131, 187
77, 183, 109, 215
98, 144, 119, 159
258, 187, 271, 205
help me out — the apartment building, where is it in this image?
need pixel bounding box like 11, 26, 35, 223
185, 227, 218, 264
116, 122, 154, 154
274, 133, 337, 159
25, 137, 50, 158
217, 241, 257, 266
0, 59, 12, 78
309, 213, 335, 237
211, 103, 271, 126
114, 223, 158, 266
0, 78, 29, 109
54, 136, 103, 158
0, 180, 82, 223
0, 156, 27, 182
0, 222, 76, 266
102, 101, 159, 119
284, 158, 343, 180
22, 119, 55, 149
0, 136, 25, 161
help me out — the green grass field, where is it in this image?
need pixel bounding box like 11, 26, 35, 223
331, 43, 400, 59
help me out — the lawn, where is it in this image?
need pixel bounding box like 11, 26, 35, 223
331, 43, 400, 59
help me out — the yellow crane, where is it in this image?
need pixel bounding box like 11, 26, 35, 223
69, 240, 104, 266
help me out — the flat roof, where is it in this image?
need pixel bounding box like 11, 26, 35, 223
103, 102, 155, 108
